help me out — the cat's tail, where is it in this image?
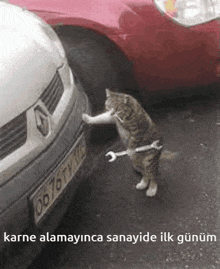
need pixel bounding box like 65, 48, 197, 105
160, 150, 180, 161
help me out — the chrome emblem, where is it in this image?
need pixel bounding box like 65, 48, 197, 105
34, 106, 49, 136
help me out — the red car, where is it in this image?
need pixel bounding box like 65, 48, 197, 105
11, 0, 220, 99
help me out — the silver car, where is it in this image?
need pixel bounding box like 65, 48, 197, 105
0, 1, 90, 262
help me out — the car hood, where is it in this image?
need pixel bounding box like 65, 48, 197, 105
0, 2, 63, 127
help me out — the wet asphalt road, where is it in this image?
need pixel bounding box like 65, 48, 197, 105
28, 92, 220, 269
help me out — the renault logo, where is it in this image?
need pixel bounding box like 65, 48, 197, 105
34, 106, 49, 136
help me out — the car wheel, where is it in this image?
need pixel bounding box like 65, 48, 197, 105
54, 26, 139, 113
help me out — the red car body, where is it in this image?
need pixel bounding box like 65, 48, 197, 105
11, 0, 220, 93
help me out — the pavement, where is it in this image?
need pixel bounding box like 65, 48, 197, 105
28, 91, 220, 269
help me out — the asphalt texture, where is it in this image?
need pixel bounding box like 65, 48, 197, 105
27, 91, 220, 269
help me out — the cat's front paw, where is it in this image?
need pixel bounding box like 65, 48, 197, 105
82, 113, 93, 124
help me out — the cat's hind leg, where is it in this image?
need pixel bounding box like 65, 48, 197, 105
136, 177, 149, 190
142, 152, 160, 197
146, 178, 158, 197
131, 153, 150, 190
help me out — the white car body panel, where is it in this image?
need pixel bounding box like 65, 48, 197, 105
0, 2, 91, 257
0, 2, 65, 126
0, 2, 80, 185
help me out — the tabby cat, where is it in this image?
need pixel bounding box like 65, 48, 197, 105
82, 88, 163, 197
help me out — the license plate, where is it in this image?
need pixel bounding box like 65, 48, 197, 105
30, 134, 86, 225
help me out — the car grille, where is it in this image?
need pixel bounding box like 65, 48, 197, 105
0, 72, 63, 160
40, 71, 64, 114
0, 112, 27, 160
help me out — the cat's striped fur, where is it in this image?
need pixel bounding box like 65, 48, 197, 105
82, 88, 163, 197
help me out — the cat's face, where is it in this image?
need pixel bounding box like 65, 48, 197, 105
105, 88, 127, 112
105, 89, 134, 123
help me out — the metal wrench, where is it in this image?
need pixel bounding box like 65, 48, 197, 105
105, 140, 163, 162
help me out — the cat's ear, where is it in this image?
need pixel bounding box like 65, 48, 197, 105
124, 96, 129, 104
106, 88, 111, 97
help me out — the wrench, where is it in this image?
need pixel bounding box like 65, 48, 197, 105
105, 140, 163, 162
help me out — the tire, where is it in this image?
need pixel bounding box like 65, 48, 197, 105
54, 26, 140, 113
